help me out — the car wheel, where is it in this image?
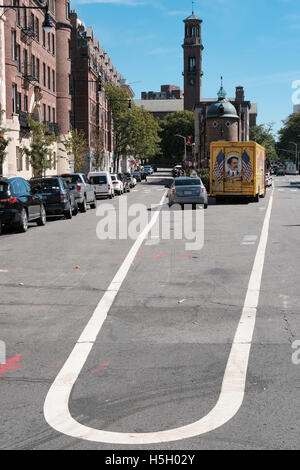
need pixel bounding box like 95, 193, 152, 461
80, 198, 87, 213
18, 208, 28, 233
72, 202, 79, 216
65, 205, 73, 219
90, 197, 97, 209
37, 205, 47, 226
204, 202, 208, 209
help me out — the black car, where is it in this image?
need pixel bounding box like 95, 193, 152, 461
30, 177, 78, 219
0, 177, 46, 233
118, 173, 130, 192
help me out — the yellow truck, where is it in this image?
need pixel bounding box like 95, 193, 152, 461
210, 141, 266, 202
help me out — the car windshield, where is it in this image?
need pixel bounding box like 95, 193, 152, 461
31, 179, 61, 191
111, 175, 116, 181
60, 174, 81, 184
90, 176, 107, 184
175, 179, 201, 186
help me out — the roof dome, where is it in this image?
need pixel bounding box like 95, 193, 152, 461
206, 79, 238, 119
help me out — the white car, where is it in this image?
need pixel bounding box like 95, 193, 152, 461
88, 171, 115, 199
111, 174, 124, 195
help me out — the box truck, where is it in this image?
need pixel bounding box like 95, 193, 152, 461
210, 141, 266, 202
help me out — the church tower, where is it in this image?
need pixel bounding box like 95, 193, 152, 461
182, 11, 204, 111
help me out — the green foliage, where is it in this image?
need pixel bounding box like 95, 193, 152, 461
277, 113, 300, 160
159, 111, 194, 163
61, 128, 88, 173
104, 84, 161, 169
250, 123, 278, 160
23, 116, 56, 177
0, 110, 11, 169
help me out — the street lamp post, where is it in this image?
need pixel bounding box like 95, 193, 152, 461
175, 134, 186, 166
0, 4, 53, 32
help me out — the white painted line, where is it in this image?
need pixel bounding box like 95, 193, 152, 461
241, 235, 258, 245
145, 239, 160, 246
44, 191, 274, 445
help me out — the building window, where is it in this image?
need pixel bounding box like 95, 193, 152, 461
52, 34, 55, 55
31, 54, 35, 78
12, 84, 17, 114
47, 32, 50, 51
48, 106, 51, 122
13, 0, 20, 25
47, 66, 50, 89
66, 2, 70, 19
11, 30, 16, 61
36, 58, 40, 82
68, 75, 72, 95
35, 18, 39, 42
17, 92, 21, 113
42, 29, 45, 47
52, 70, 55, 92
43, 104, 46, 122
52, 152, 56, 170
24, 95, 28, 112
23, 49, 28, 75
43, 63, 46, 86
16, 147, 23, 172
188, 57, 196, 73
68, 40, 71, 59
30, 13, 34, 33
22, 7, 27, 29
16, 45, 21, 72
52, 108, 55, 123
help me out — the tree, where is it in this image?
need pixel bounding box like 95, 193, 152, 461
250, 123, 278, 161
159, 111, 194, 163
23, 117, 56, 177
0, 110, 10, 174
277, 113, 300, 160
93, 128, 105, 171
129, 107, 161, 161
61, 129, 88, 173
104, 83, 132, 172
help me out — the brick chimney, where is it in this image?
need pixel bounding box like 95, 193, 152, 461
235, 86, 245, 102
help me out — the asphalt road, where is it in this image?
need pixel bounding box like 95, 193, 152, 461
0, 170, 299, 450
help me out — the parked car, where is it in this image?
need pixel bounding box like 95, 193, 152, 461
166, 176, 208, 210
30, 177, 78, 219
124, 173, 135, 188
143, 165, 154, 175
172, 165, 183, 178
60, 173, 96, 212
132, 171, 142, 182
0, 177, 46, 233
118, 173, 130, 193
111, 174, 124, 195
88, 171, 115, 199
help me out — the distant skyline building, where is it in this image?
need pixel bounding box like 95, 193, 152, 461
293, 104, 300, 114
141, 85, 183, 101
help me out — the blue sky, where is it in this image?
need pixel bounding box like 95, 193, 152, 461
71, 0, 300, 135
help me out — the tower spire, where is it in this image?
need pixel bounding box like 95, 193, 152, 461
192, 1, 195, 14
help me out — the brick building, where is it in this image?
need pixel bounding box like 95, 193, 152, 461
141, 85, 183, 101
195, 83, 258, 167
70, 11, 134, 173
1, 0, 72, 178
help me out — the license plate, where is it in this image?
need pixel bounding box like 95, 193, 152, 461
184, 191, 193, 195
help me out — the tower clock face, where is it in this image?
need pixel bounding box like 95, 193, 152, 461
189, 78, 195, 86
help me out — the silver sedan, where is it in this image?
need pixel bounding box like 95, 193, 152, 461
166, 177, 208, 209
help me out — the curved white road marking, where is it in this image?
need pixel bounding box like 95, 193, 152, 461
44, 191, 274, 445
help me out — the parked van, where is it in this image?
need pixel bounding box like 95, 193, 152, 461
88, 172, 114, 199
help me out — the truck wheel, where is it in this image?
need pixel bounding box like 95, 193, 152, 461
37, 205, 47, 226
18, 208, 28, 233
254, 194, 260, 203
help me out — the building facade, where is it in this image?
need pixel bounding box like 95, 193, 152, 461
141, 85, 183, 101
70, 11, 134, 173
194, 83, 257, 167
1, 0, 72, 178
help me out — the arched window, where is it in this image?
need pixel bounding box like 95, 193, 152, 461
188, 57, 196, 72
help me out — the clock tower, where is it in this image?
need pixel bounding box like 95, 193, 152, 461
182, 11, 204, 111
